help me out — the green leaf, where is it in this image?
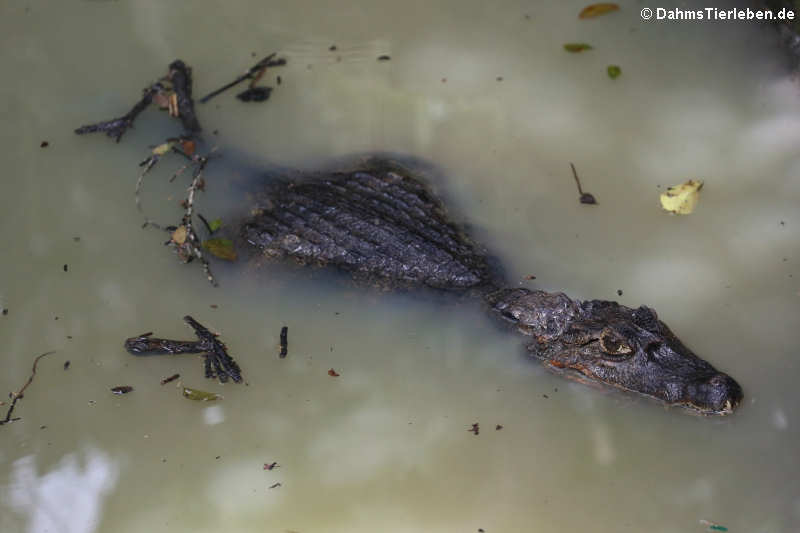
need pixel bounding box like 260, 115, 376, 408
607, 65, 622, 79
208, 218, 223, 233
564, 43, 593, 53
182, 387, 222, 401
202, 238, 237, 261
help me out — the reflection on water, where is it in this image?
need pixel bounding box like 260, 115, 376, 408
1, 0, 800, 531
6, 449, 118, 533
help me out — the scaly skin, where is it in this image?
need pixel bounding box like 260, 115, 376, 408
240, 159, 743, 415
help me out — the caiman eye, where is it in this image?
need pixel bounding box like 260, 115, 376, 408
599, 330, 633, 357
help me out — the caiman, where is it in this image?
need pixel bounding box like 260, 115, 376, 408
237, 158, 743, 415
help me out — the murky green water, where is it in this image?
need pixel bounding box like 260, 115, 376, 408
1, 1, 799, 532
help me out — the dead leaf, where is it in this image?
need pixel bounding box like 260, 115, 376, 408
153, 92, 171, 109
328, 368, 340, 377
179, 139, 195, 156
564, 43, 593, 53
660, 180, 703, 215
171, 225, 188, 245
202, 238, 237, 261
579, 3, 620, 18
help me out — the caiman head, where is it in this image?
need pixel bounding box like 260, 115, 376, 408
486, 288, 743, 415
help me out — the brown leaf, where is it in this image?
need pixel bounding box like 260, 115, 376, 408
579, 3, 620, 18
180, 139, 195, 156
153, 92, 171, 109
328, 368, 340, 377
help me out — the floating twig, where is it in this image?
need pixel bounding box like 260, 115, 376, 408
125, 316, 242, 383
74, 83, 163, 142
75, 60, 201, 142
279, 326, 288, 358
570, 163, 597, 205
111, 386, 134, 395
1, 351, 55, 426
199, 53, 287, 103
161, 373, 180, 385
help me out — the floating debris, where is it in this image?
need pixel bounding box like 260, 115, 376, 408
63, 361, 71, 370
579, 3, 620, 18
202, 238, 237, 261
607, 65, 622, 79
564, 43, 593, 53
570, 163, 597, 204
263, 462, 279, 470
111, 386, 134, 395
327, 368, 340, 377
0, 351, 55, 426
617, 289, 623, 296
207, 218, 223, 233
524, 274, 536, 280
63, 264, 68, 272
279, 326, 288, 358
125, 316, 243, 383
161, 373, 180, 385
660, 179, 703, 215
495, 424, 503, 431
268, 482, 282, 489
377, 55, 391, 61
237, 87, 272, 102
699, 520, 728, 532
182, 387, 222, 401
199, 53, 286, 104
469, 422, 480, 435
40, 141, 49, 148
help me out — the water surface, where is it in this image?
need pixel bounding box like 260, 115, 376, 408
1, 1, 799, 532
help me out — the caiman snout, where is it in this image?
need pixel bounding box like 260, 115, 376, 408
686, 373, 743, 415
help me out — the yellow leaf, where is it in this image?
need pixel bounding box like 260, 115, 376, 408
579, 3, 620, 18
182, 387, 222, 401
172, 225, 188, 244
660, 180, 703, 215
152, 142, 173, 156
